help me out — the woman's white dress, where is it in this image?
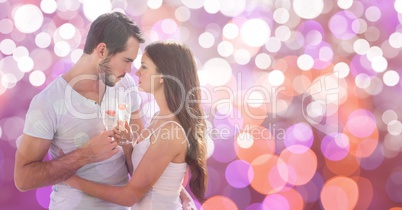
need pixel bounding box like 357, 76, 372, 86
131, 121, 188, 210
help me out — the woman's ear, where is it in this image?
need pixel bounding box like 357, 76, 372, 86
159, 77, 163, 84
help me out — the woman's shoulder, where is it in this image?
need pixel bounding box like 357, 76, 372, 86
150, 120, 188, 146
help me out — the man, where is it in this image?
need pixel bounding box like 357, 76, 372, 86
14, 12, 145, 209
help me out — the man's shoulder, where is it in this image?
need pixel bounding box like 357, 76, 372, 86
31, 76, 66, 103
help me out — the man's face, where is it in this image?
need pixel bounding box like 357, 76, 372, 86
99, 37, 140, 87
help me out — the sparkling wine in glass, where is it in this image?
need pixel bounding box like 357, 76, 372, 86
101, 88, 117, 131
116, 88, 132, 145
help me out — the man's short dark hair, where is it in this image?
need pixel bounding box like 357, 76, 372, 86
83, 12, 145, 56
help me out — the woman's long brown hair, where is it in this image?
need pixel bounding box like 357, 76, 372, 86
144, 41, 207, 201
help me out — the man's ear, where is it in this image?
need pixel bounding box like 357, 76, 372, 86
96, 43, 108, 58
159, 77, 163, 84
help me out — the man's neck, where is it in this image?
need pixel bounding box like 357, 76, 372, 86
62, 55, 106, 104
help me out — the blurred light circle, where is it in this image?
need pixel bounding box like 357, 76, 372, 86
255, 53, 271, 70
396, 0, 402, 13
236, 132, 254, 149
219, 0, 245, 17
346, 109, 377, 138
161, 19, 177, 34
387, 120, 402, 136
1, 56, 24, 82
321, 176, 359, 210
334, 62, 350, 78
268, 70, 285, 86
364, 76, 383, 95
297, 54, 314, 71
371, 56, 387, 73
365, 6, 381, 22
147, 0, 162, 9
321, 133, 350, 161
1, 73, 17, 89
58, 23, 76, 40
202, 196, 238, 210
359, 143, 384, 170
218, 41, 234, 57
240, 19, 270, 47
275, 25, 291, 41
18, 56, 34, 73
384, 134, 402, 153
181, 0, 204, 9
337, 0, 353, 9
204, 0, 221, 14
0, 39, 16, 55
13, 46, 29, 62
250, 154, 287, 194
2, 117, 24, 140
222, 23, 239, 40
386, 172, 402, 202
353, 39, 370, 55
199, 32, 215, 48
355, 73, 371, 89
40, 0, 57, 14
305, 30, 323, 46
366, 46, 383, 60
265, 37, 282, 53
279, 146, 317, 185
306, 101, 326, 118
203, 58, 232, 86
29, 70, 46, 87
329, 11, 357, 40
234, 49, 251, 65
175, 6, 191, 22
215, 100, 233, 116
262, 194, 289, 209
82, 0, 112, 21
319, 46, 333, 62
274, 8, 290, 24
352, 18, 368, 34
0, 19, 13, 34
54, 41, 71, 57
70, 49, 83, 63
36, 187, 51, 208
383, 70, 400, 87
35, 32, 52, 48
389, 32, 402, 48
225, 160, 254, 188
293, 0, 323, 19
13, 4, 44, 33
382, 110, 398, 124
284, 123, 314, 150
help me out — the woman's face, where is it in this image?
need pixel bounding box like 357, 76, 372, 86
135, 53, 163, 93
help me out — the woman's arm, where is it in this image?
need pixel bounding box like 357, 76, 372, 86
65, 123, 186, 206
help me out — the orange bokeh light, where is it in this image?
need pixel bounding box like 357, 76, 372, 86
321, 176, 359, 210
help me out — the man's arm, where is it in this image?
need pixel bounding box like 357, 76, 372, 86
14, 131, 117, 191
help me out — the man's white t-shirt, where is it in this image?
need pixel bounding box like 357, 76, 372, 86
23, 74, 141, 210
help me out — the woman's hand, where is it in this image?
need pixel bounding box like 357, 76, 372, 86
63, 174, 81, 189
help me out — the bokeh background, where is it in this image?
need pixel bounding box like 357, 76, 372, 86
1, 0, 402, 209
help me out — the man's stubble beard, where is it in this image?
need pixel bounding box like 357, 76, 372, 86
99, 57, 117, 87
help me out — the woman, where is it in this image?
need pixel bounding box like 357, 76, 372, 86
65, 41, 208, 209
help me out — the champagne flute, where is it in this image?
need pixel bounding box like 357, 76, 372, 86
101, 88, 117, 132
116, 87, 132, 145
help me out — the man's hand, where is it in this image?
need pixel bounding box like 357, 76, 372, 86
80, 130, 118, 162
180, 186, 197, 210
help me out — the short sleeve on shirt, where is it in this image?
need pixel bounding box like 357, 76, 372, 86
23, 94, 57, 140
